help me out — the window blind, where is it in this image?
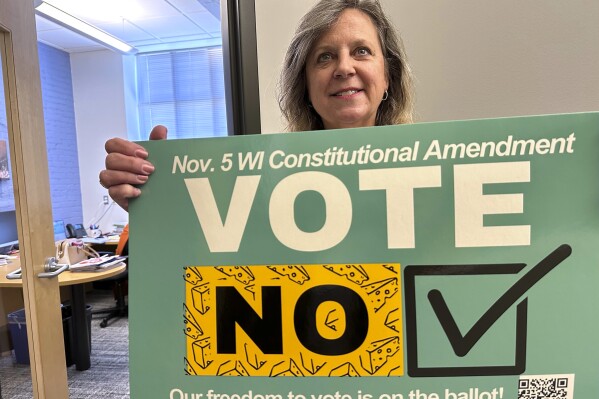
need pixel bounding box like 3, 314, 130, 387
136, 47, 228, 139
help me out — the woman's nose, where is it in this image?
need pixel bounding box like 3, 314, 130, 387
334, 53, 356, 78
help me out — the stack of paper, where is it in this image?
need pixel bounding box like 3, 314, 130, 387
0, 254, 17, 266
69, 255, 127, 272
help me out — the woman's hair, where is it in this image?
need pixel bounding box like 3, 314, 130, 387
278, 0, 414, 132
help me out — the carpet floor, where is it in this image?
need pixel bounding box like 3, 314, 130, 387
0, 290, 129, 398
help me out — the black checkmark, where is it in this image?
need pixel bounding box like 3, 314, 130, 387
428, 244, 572, 357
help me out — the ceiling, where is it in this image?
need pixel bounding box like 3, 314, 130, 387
35, 0, 222, 54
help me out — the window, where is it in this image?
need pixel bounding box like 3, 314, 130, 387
136, 47, 227, 139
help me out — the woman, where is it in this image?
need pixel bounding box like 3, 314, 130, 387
100, 0, 414, 210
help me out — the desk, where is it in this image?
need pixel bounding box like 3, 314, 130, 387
0, 258, 126, 371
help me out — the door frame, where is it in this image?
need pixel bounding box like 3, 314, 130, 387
0, 0, 69, 397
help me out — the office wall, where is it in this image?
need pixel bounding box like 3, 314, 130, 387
255, 0, 599, 132
0, 44, 83, 226
71, 50, 129, 234
38, 43, 84, 226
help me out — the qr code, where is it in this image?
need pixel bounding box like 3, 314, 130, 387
518, 374, 575, 399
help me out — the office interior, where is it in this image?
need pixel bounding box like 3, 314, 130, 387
0, 0, 598, 395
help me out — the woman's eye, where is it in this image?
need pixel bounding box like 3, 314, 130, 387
317, 53, 332, 63
356, 47, 371, 56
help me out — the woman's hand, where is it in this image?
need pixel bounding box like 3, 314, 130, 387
99, 125, 168, 211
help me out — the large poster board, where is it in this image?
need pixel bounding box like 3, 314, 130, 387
130, 113, 599, 399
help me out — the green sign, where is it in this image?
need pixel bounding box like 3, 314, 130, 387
130, 113, 599, 399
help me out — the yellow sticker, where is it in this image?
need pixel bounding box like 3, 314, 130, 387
184, 264, 403, 377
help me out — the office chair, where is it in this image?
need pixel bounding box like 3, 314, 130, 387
92, 225, 129, 328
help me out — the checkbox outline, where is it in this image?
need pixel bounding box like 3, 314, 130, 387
404, 263, 528, 377
404, 244, 571, 377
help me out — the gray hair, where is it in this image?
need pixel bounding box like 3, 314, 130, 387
278, 0, 414, 132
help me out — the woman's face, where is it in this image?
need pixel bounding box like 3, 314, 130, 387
306, 9, 388, 130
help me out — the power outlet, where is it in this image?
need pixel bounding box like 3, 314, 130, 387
103, 195, 109, 205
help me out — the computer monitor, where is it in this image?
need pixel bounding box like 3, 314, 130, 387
0, 210, 18, 254
53, 220, 67, 241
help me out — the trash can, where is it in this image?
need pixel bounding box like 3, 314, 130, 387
7, 309, 30, 365
61, 303, 93, 366
7, 303, 92, 366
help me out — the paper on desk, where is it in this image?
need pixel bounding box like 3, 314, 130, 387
105, 235, 121, 243
0, 254, 16, 265
81, 237, 107, 244
70, 255, 127, 272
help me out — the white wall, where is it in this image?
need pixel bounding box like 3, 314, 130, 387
71, 50, 129, 234
255, 1, 313, 133
255, 0, 599, 132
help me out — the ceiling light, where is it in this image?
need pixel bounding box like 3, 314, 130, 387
44, 0, 145, 23
34, 0, 138, 54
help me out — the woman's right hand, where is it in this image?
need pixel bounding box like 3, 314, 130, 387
99, 125, 168, 211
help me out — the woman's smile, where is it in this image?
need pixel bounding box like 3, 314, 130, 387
331, 88, 364, 98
